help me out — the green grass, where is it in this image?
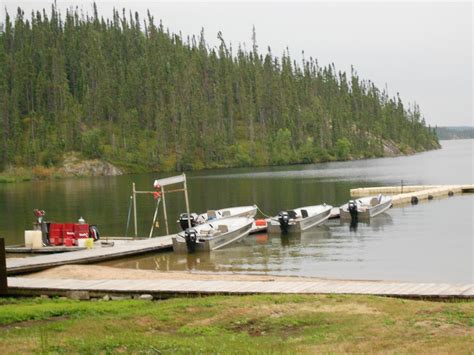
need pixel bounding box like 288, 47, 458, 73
0, 295, 472, 353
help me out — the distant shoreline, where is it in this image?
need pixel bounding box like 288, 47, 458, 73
0, 144, 440, 184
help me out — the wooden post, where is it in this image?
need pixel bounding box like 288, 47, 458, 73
183, 173, 191, 228
133, 182, 138, 238
161, 186, 169, 235
0, 238, 7, 296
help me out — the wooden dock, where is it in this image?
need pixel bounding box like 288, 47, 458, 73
6, 236, 173, 275
351, 184, 474, 206
7, 277, 474, 299
6, 246, 86, 254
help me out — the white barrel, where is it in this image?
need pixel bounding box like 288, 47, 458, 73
25, 230, 42, 247
25, 230, 43, 248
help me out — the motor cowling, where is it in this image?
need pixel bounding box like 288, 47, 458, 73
89, 225, 100, 241
179, 213, 197, 231
184, 228, 198, 253
278, 211, 290, 234
348, 200, 358, 222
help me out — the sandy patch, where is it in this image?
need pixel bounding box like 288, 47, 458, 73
22, 264, 331, 282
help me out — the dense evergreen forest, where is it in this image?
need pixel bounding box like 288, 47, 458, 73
0, 5, 440, 174
435, 127, 474, 140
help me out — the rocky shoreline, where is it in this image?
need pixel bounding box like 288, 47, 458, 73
0, 140, 438, 183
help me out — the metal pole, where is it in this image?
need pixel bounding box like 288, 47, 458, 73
183, 173, 191, 228
125, 195, 133, 237
149, 197, 161, 238
133, 182, 138, 238
162, 186, 169, 235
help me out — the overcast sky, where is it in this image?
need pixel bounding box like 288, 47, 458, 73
2, 1, 472, 127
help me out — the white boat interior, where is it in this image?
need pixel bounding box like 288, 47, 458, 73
286, 205, 331, 221
198, 205, 257, 223
178, 205, 258, 231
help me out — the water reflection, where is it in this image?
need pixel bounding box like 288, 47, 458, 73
342, 213, 394, 233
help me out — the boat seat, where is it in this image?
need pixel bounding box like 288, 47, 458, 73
217, 225, 228, 233
301, 209, 309, 218
208, 230, 221, 237
221, 211, 231, 217
287, 210, 297, 219
199, 228, 211, 236
370, 197, 379, 206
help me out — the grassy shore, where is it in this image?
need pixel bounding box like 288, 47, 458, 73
0, 295, 472, 353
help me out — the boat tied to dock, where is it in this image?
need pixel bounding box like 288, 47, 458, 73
268, 204, 333, 234
340, 194, 392, 222
177, 205, 258, 231
173, 216, 254, 253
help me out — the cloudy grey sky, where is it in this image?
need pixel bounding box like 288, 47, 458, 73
2, 1, 472, 126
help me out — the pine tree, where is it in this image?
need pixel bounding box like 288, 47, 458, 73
0, 5, 440, 174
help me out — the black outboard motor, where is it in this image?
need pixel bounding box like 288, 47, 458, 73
179, 213, 197, 231
278, 211, 290, 234
184, 228, 198, 253
348, 200, 358, 223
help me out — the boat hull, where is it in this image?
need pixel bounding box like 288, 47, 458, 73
172, 220, 253, 253
268, 208, 332, 233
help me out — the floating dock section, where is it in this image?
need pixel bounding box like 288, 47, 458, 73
351, 184, 474, 206
6, 236, 173, 275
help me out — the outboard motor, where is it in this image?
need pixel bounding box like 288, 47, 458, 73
179, 213, 197, 231
278, 211, 291, 234
184, 228, 198, 253
348, 200, 358, 222
89, 225, 100, 241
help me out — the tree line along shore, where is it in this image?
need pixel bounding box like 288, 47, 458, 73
0, 5, 440, 181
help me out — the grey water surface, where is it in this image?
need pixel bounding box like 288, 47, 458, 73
1, 140, 472, 282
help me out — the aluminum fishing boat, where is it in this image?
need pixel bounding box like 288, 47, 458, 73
172, 216, 254, 253
267, 204, 333, 234
178, 205, 258, 230
340, 194, 392, 222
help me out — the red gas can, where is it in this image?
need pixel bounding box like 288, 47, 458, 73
63, 223, 75, 247
49, 223, 64, 246
74, 223, 90, 245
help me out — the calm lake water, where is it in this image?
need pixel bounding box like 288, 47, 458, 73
1, 140, 473, 282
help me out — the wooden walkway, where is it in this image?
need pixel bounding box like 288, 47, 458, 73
7, 277, 474, 299
6, 246, 86, 254
6, 236, 173, 275
351, 184, 474, 206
